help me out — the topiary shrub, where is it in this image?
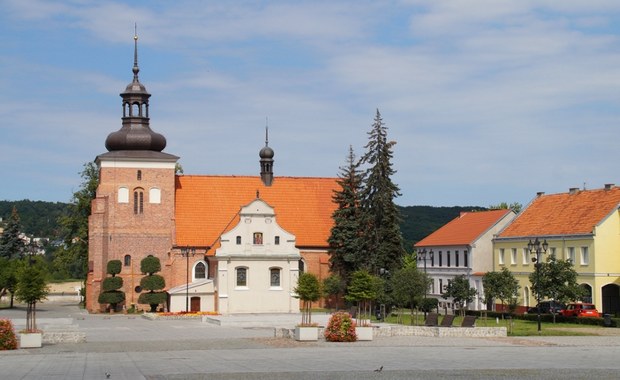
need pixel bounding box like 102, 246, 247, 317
138, 256, 167, 312
98, 259, 125, 312
0, 319, 18, 350
324, 311, 357, 342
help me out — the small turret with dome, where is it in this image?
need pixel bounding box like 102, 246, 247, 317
105, 30, 167, 152
259, 125, 274, 186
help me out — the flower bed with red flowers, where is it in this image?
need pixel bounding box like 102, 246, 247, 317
143, 311, 220, 320
324, 311, 357, 342
0, 319, 18, 350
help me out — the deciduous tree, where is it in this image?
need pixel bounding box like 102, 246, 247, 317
483, 267, 520, 314
442, 275, 477, 316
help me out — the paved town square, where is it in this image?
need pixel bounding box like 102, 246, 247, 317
1, 302, 620, 380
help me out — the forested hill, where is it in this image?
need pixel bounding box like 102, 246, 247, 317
398, 205, 487, 250
0, 200, 486, 250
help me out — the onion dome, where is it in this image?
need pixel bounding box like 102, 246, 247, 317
259, 125, 274, 186
104, 32, 167, 152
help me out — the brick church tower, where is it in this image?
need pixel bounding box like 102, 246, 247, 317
85, 34, 179, 312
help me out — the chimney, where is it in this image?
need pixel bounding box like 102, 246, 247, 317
569, 188, 580, 194
604, 183, 615, 191
536, 192, 545, 197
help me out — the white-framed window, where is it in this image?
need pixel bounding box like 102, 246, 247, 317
580, 247, 589, 265
511, 248, 517, 265
549, 247, 556, 258
522, 248, 529, 265
118, 187, 129, 203
149, 187, 161, 204
455, 250, 459, 267
236, 267, 248, 288
193, 261, 207, 281
447, 251, 451, 267
439, 279, 443, 293
464, 250, 468, 268
566, 247, 575, 263
270, 267, 281, 288
253, 232, 263, 245
499, 249, 505, 265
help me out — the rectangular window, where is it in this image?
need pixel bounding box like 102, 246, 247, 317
550, 247, 556, 258
270, 268, 281, 287
274, 236, 280, 245
236, 267, 247, 287
511, 248, 517, 265
464, 250, 468, 268
522, 248, 529, 265
253, 232, 263, 245
499, 249, 505, 265
580, 247, 589, 265
447, 251, 451, 267
455, 250, 459, 267
431, 253, 434, 267
439, 279, 443, 293
438, 251, 443, 267
567, 247, 575, 263
236, 236, 241, 245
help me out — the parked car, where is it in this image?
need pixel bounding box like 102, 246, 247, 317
526, 301, 565, 315
561, 303, 600, 318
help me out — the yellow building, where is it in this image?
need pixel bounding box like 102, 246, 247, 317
493, 185, 620, 315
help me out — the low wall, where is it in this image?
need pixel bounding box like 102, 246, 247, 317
275, 325, 506, 339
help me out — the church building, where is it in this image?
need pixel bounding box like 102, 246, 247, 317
85, 35, 338, 313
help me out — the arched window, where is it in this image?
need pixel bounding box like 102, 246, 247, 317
236, 267, 248, 287
194, 262, 207, 281
124, 255, 131, 267
118, 187, 129, 203
134, 188, 144, 214
236, 236, 241, 245
270, 268, 281, 287
149, 188, 161, 204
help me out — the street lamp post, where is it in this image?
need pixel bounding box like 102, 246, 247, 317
180, 246, 196, 313
527, 237, 548, 333
417, 248, 434, 318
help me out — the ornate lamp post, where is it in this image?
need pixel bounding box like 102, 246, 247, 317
417, 248, 434, 317
527, 237, 548, 333
180, 246, 196, 312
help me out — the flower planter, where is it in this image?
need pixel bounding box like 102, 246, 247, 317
295, 326, 319, 341
19, 332, 42, 348
355, 326, 373, 341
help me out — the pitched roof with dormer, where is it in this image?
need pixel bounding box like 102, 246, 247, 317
498, 186, 620, 238
414, 209, 514, 248
175, 175, 338, 249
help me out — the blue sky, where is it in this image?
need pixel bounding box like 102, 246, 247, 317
1, 0, 619, 207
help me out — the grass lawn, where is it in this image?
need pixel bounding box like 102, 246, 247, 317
382, 311, 604, 336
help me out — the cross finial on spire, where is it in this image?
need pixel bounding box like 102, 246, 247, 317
132, 23, 140, 81
265, 117, 269, 146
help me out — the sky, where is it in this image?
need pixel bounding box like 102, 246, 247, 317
1, 0, 619, 207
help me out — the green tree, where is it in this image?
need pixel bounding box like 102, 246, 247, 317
54, 162, 98, 279
98, 260, 125, 312
14, 258, 49, 332
482, 267, 520, 315
322, 274, 346, 310
0, 258, 22, 308
390, 266, 428, 325
359, 109, 405, 274
345, 270, 383, 325
489, 202, 522, 213
442, 275, 477, 316
138, 256, 167, 312
328, 146, 364, 281
529, 256, 584, 323
0, 207, 25, 260
294, 272, 322, 326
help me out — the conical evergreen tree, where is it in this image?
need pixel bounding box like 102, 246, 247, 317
0, 207, 25, 260
359, 109, 405, 274
328, 146, 364, 282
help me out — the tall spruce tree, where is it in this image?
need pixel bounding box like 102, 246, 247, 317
328, 146, 364, 281
359, 109, 405, 273
0, 207, 25, 260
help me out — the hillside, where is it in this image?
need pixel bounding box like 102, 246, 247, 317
0, 200, 486, 251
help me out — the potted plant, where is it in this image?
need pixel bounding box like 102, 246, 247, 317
345, 270, 382, 341
293, 272, 321, 341
324, 311, 357, 342
14, 258, 49, 348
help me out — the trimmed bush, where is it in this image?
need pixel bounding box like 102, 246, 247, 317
98, 290, 125, 306
138, 292, 167, 307
0, 319, 17, 350
106, 260, 122, 276
102, 276, 123, 292
140, 274, 166, 291
141, 256, 161, 275
324, 312, 357, 342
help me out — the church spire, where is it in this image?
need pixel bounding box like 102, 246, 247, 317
259, 119, 274, 186
104, 27, 167, 152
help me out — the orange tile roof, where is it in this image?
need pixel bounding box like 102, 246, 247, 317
175, 175, 339, 249
415, 209, 513, 247
499, 187, 620, 238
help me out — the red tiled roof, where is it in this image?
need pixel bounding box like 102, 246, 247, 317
499, 187, 620, 238
414, 209, 513, 247
175, 175, 338, 249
